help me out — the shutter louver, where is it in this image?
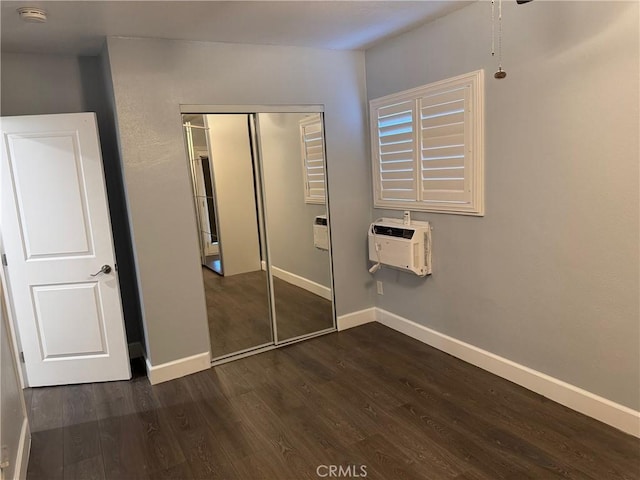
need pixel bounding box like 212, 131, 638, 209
301, 116, 326, 204
419, 86, 469, 203
375, 100, 417, 201
370, 70, 483, 215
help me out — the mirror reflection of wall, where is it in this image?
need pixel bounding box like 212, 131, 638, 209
182, 109, 335, 363
258, 113, 333, 342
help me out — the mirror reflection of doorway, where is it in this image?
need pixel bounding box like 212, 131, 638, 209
183, 115, 222, 275
200, 156, 220, 272
184, 113, 272, 358
182, 109, 335, 363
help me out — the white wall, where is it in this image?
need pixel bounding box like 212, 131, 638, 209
206, 114, 261, 276
366, 1, 639, 410
105, 37, 372, 365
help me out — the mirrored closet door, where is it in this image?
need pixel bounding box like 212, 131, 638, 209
258, 113, 333, 342
182, 108, 335, 362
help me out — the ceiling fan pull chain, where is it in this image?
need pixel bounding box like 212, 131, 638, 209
491, 0, 495, 57
494, 0, 507, 79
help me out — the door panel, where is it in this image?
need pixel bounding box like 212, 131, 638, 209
32, 282, 108, 358
1, 112, 130, 386
257, 113, 335, 343
7, 132, 92, 257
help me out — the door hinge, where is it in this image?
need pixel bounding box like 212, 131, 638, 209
19, 351, 25, 363
1, 254, 7, 266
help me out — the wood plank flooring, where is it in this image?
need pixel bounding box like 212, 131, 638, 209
25, 323, 639, 480
203, 268, 332, 358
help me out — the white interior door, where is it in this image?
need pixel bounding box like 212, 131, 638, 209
0, 112, 131, 387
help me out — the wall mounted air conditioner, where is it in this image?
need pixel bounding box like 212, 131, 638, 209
368, 218, 432, 276
313, 215, 329, 250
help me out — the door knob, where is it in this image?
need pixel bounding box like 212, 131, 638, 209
90, 264, 112, 276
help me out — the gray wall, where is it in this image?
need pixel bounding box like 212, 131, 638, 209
105, 37, 372, 366
259, 112, 331, 288
366, 1, 639, 410
97, 48, 146, 351
0, 52, 85, 116
0, 52, 144, 348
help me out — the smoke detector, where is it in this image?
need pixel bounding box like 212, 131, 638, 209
17, 7, 47, 23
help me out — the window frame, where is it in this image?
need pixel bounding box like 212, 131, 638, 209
370, 70, 484, 216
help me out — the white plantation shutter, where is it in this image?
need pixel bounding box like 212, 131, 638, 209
419, 86, 469, 203
300, 116, 326, 204
371, 70, 484, 215
374, 100, 417, 201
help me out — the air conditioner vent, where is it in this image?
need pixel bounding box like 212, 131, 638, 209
371, 225, 414, 239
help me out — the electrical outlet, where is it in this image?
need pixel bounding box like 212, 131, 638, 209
376, 281, 384, 295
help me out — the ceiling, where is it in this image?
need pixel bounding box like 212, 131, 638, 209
0, 1, 473, 55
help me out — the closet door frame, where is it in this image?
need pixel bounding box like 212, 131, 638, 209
179, 104, 336, 365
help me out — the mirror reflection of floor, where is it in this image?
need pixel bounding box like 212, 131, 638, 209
272, 279, 333, 340
202, 267, 333, 360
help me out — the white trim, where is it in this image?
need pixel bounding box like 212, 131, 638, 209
261, 260, 267, 271
145, 351, 211, 385
337, 307, 377, 331
376, 308, 640, 437
271, 266, 331, 301
14, 417, 30, 480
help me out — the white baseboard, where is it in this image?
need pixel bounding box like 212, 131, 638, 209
145, 351, 211, 385
15, 416, 30, 480
376, 308, 640, 438
128, 341, 144, 359
271, 266, 332, 301
337, 307, 377, 331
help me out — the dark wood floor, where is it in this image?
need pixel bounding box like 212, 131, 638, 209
272, 276, 333, 342
203, 268, 332, 359
203, 269, 272, 358
25, 323, 639, 480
